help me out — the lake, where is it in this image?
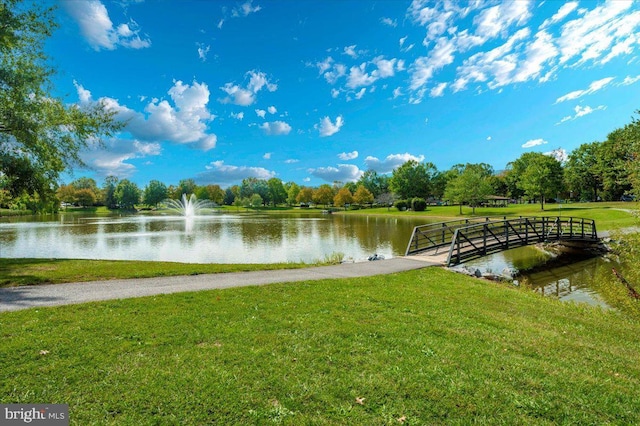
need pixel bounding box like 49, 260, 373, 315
0, 211, 423, 264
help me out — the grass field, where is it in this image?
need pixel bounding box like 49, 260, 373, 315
1, 268, 639, 425
342, 201, 638, 231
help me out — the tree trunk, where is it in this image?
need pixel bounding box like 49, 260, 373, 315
540, 195, 545, 211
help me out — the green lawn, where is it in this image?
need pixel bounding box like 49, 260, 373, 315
342, 201, 638, 231
1, 268, 639, 424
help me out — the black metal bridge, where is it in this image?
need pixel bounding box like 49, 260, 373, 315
405, 216, 599, 266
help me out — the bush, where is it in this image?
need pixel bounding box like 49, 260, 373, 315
411, 197, 427, 212
394, 200, 409, 211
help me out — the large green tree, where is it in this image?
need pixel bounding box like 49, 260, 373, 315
357, 170, 390, 198
389, 160, 437, 200
115, 179, 140, 210
285, 182, 300, 206
267, 178, 287, 206
0, 0, 121, 203
240, 177, 269, 205
564, 142, 603, 201
143, 180, 168, 207
508, 152, 564, 210
176, 179, 197, 197
102, 175, 118, 209
444, 164, 493, 214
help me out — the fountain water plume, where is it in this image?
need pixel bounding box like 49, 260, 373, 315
163, 193, 217, 217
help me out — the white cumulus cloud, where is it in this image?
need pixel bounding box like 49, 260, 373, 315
381, 17, 397, 27
219, 70, 277, 106
430, 82, 447, 97
259, 121, 292, 135
76, 80, 217, 151
197, 160, 276, 185
364, 153, 425, 173
232, 0, 262, 17
81, 138, 161, 178
540, 1, 579, 29
316, 116, 344, 137
338, 151, 358, 160
62, 0, 151, 51
308, 164, 363, 183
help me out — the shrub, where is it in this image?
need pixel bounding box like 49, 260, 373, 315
394, 200, 409, 211
412, 197, 427, 212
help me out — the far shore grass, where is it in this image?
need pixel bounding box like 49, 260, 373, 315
1, 268, 639, 424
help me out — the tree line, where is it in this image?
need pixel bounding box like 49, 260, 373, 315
28, 110, 637, 214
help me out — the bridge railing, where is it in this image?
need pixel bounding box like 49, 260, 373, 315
405, 216, 506, 256
445, 216, 597, 266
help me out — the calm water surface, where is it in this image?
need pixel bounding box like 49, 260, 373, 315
0, 212, 424, 264
467, 247, 610, 307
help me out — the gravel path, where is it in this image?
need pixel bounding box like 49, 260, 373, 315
0, 257, 436, 312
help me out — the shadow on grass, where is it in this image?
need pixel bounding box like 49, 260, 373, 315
0, 258, 65, 287
539, 206, 608, 213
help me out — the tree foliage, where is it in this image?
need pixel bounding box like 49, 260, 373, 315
313, 184, 333, 207
286, 182, 300, 205
333, 187, 353, 208
296, 187, 314, 204
564, 142, 603, 201
102, 176, 118, 208
240, 177, 269, 205
115, 179, 140, 209
444, 164, 493, 214
353, 185, 374, 206
357, 170, 390, 198
508, 152, 564, 210
143, 180, 168, 207
0, 0, 121, 202
389, 160, 436, 200
267, 178, 287, 206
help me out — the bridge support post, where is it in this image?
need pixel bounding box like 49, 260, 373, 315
504, 220, 509, 249
483, 225, 487, 255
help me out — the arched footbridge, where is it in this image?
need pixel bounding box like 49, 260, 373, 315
405, 216, 599, 266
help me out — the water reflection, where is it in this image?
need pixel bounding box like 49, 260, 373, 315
523, 257, 610, 308
466, 247, 610, 307
0, 212, 428, 264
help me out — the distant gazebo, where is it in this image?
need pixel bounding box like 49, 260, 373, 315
484, 195, 510, 207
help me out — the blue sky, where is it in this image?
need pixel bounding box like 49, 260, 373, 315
50, 0, 640, 188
